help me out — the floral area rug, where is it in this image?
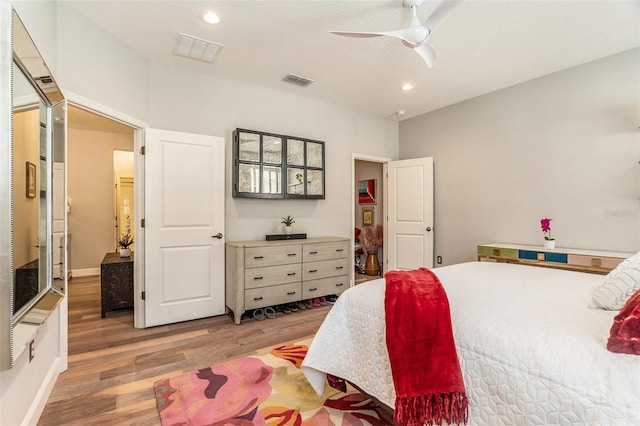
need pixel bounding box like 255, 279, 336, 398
153, 340, 394, 425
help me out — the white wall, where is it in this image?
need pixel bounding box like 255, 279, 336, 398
0, 308, 62, 426
400, 48, 640, 265
55, 2, 150, 122
148, 63, 399, 242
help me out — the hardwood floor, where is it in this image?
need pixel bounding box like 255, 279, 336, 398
38, 276, 331, 426
355, 271, 383, 285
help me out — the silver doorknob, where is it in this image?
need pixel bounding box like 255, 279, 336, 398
213, 233, 223, 239
426, 227, 432, 232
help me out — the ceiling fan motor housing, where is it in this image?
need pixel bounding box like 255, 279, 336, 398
406, 26, 430, 46
404, 0, 424, 7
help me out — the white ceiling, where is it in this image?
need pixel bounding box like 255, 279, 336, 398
64, 0, 640, 121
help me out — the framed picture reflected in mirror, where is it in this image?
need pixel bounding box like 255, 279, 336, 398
26, 161, 36, 198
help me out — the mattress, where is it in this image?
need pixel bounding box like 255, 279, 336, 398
301, 261, 640, 425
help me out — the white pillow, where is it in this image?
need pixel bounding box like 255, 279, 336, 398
591, 252, 640, 310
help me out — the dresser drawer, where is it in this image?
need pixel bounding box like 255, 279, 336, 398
244, 264, 302, 289
303, 275, 348, 299
245, 245, 302, 268
303, 257, 350, 281
303, 241, 349, 262
245, 282, 302, 310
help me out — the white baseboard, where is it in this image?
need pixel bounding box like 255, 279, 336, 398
71, 268, 99, 278
21, 357, 60, 426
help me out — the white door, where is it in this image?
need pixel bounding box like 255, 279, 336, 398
144, 129, 225, 327
387, 157, 434, 270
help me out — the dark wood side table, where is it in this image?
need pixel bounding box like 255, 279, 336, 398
100, 252, 134, 318
15, 258, 39, 313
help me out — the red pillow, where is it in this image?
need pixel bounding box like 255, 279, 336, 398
607, 288, 640, 355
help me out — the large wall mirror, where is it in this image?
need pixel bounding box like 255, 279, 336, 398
0, 7, 66, 370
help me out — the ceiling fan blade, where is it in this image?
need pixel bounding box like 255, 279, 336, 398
330, 28, 415, 44
329, 31, 385, 39
422, 0, 463, 32
414, 43, 436, 68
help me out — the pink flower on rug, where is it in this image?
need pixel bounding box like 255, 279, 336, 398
155, 357, 273, 426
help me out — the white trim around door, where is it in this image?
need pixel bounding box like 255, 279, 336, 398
65, 90, 148, 329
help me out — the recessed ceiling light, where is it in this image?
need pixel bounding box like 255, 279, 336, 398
401, 83, 413, 91
203, 11, 220, 24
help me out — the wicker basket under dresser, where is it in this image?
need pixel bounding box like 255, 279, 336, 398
226, 236, 350, 324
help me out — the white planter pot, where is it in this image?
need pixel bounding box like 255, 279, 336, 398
119, 248, 131, 257
544, 239, 556, 250
284, 226, 292, 235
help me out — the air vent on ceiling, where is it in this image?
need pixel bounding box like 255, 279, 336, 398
173, 33, 223, 63
282, 73, 314, 87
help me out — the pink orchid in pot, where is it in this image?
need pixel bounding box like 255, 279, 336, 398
540, 217, 555, 249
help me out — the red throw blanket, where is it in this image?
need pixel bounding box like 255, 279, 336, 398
385, 268, 468, 426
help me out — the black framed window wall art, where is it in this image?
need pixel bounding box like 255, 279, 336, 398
232, 128, 325, 200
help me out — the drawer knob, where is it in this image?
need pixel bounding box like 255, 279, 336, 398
336, 283, 344, 287
336, 266, 344, 270
254, 256, 264, 259
287, 272, 296, 276
309, 251, 318, 254
253, 296, 263, 301
288, 253, 297, 256
287, 291, 296, 295
336, 248, 344, 252
253, 276, 263, 280
309, 287, 318, 292
309, 269, 317, 273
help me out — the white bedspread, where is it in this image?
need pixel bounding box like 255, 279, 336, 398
301, 261, 640, 425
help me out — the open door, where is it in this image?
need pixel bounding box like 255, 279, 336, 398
144, 129, 225, 327
386, 157, 434, 270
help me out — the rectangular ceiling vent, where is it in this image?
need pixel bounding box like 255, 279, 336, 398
173, 33, 223, 63
282, 73, 314, 87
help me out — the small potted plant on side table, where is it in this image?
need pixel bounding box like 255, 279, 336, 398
540, 217, 555, 250
118, 222, 134, 257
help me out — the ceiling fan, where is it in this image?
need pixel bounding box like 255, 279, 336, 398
330, 0, 463, 68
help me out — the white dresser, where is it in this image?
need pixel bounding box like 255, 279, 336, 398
226, 236, 350, 324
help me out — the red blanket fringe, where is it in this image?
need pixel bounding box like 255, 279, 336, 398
395, 392, 469, 426
385, 268, 468, 425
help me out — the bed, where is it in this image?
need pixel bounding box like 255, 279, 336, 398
301, 261, 640, 425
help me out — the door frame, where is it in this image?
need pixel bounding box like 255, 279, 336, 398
65, 91, 148, 329
351, 153, 391, 286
